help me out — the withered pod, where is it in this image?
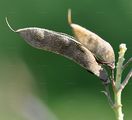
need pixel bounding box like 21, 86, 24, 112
6, 18, 109, 83
68, 9, 115, 69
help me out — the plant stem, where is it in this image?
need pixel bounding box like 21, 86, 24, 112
123, 57, 132, 70
120, 69, 132, 90
103, 83, 114, 107
114, 90, 123, 120
113, 44, 127, 120
115, 44, 127, 89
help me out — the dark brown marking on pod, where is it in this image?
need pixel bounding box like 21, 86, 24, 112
6, 18, 109, 82
68, 9, 115, 69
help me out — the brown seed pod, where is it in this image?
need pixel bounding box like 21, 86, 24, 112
6, 18, 109, 83
68, 9, 115, 69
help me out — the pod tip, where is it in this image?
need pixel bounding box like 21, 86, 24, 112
68, 9, 72, 25
5, 17, 16, 32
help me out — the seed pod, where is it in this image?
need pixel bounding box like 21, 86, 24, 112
6, 18, 109, 82
68, 9, 115, 69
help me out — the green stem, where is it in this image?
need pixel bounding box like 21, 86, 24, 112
115, 44, 126, 89
113, 44, 127, 120
114, 90, 123, 120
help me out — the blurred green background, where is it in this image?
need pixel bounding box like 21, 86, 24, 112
0, 0, 132, 120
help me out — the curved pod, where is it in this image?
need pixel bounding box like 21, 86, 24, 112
6, 18, 109, 82
68, 10, 115, 69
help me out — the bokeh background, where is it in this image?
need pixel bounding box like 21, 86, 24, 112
0, 0, 132, 120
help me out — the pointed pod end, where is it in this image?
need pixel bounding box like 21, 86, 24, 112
5, 17, 16, 32
99, 68, 109, 83
68, 9, 72, 25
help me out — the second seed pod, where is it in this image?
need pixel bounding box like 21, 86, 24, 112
68, 10, 115, 69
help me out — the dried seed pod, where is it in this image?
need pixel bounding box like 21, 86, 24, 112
68, 9, 115, 69
6, 18, 109, 82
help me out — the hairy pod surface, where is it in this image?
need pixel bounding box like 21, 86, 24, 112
6, 18, 109, 82
68, 10, 115, 69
